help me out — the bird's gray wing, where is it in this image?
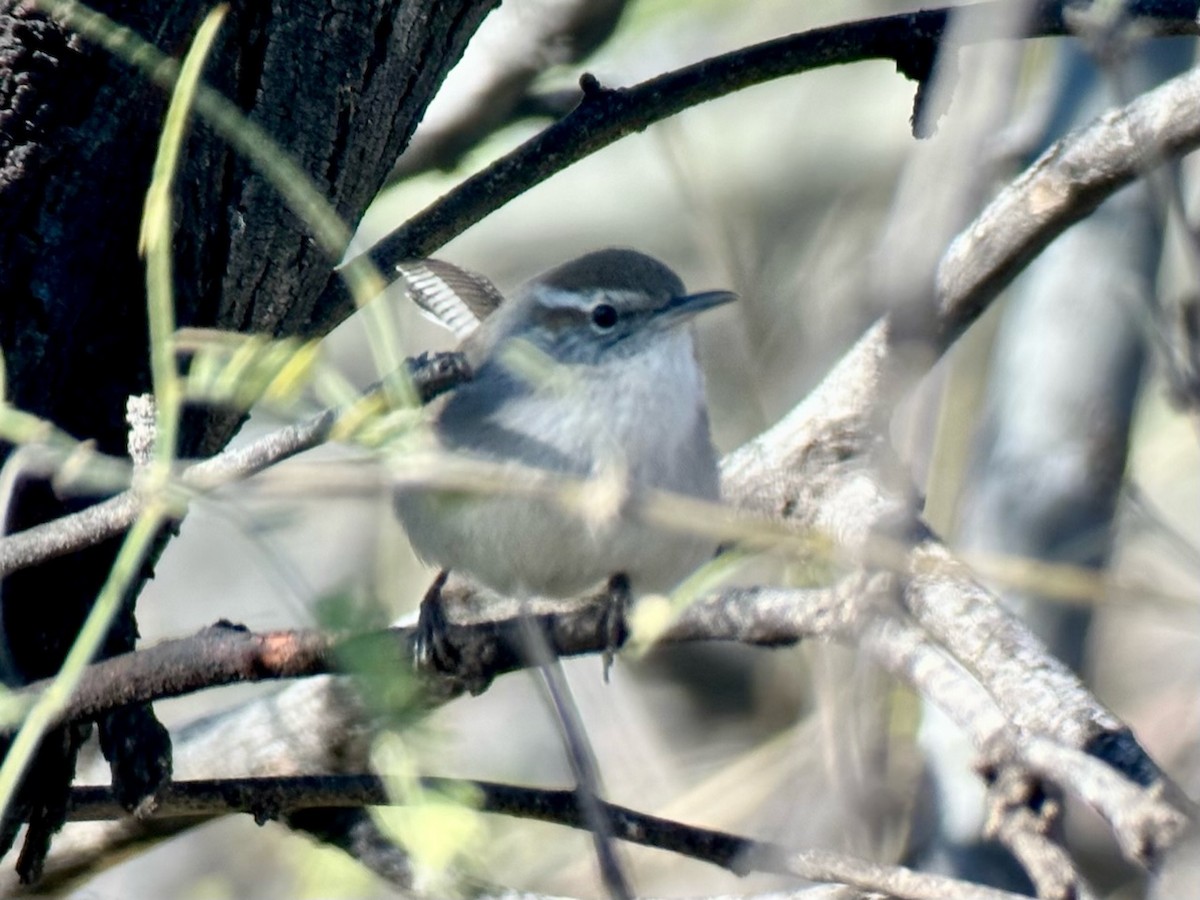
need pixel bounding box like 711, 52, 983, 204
396, 258, 506, 340
435, 360, 581, 474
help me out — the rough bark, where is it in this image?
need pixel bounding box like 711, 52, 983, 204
0, 0, 495, 879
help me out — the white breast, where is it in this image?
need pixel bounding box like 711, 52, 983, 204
396, 329, 721, 597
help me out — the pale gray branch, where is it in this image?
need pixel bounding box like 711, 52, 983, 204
982, 767, 1094, 900
0, 409, 334, 577
936, 61, 1200, 346
388, 0, 628, 182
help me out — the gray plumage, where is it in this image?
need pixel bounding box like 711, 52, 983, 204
395, 248, 733, 598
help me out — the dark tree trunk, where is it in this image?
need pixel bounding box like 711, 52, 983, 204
0, 0, 495, 879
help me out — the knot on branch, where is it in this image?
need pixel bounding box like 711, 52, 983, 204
982, 766, 1059, 833
578, 72, 606, 99
1084, 727, 1161, 787
575, 71, 627, 119
893, 32, 957, 139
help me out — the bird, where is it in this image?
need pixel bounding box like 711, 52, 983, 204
393, 248, 733, 661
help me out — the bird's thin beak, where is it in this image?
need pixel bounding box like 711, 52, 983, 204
663, 289, 737, 323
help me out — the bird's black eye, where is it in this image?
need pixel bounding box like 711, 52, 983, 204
591, 303, 618, 330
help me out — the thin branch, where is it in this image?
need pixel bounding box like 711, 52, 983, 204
0, 351, 468, 578
9, 27, 1200, 591
385, 0, 630, 183
713, 325, 1196, 871
63, 775, 1034, 900
982, 767, 1095, 900
1014, 737, 1194, 865
4, 583, 847, 736
901, 540, 1127, 758
937, 57, 1200, 347
308, 0, 1200, 339
7, 318, 1192, 879
6, 44, 1200, 875
11, 573, 1192, 879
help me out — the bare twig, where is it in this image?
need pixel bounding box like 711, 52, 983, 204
7, 5, 1200, 605
0, 352, 468, 578
3, 583, 847, 736
936, 60, 1200, 346
62, 775, 1033, 900
386, 0, 629, 182
9, 568, 1191, 881
6, 316, 1191, 881
983, 767, 1094, 900
308, 0, 1200, 340
1015, 737, 1194, 864
4, 15, 1200, 883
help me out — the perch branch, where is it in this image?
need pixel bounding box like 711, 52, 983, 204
61, 775, 1033, 900
309, 0, 1200, 339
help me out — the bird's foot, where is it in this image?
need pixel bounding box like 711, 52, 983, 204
413, 569, 458, 673
601, 573, 631, 682
412, 570, 494, 695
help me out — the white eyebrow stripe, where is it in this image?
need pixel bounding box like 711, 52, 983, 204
531, 286, 592, 311
532, 286, 649, 314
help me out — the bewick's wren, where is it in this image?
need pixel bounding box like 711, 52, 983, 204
394, 248, 733, 603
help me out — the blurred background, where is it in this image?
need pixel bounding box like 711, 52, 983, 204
56, 0, 1200, 896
